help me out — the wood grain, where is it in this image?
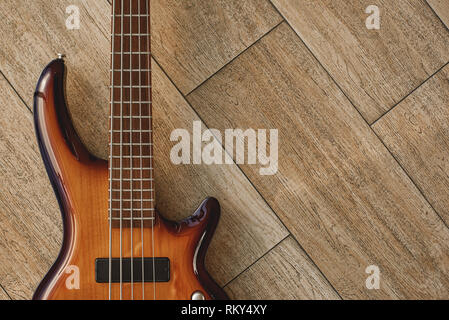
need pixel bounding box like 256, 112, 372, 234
271, 0, 449, 124
0, 0, 289, 297
225, 237, 340, 300
0, 75, 62, 300
1, 0, 448, 300
373, 64, 449, 226
152, 60, 288, 285
427, 0, 449, 27
0, 287, 10, 300
188, 23, 449, 299
0, 0, 111, 157
151, 0, 282, 94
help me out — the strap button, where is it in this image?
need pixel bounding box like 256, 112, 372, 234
191, 291, 206, 300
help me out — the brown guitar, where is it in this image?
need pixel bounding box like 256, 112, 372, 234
32, 0, 228, 300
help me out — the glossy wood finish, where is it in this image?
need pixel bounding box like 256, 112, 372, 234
33, 59, 228, 300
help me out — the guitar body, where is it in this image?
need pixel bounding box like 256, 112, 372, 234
32, 59, 228, 300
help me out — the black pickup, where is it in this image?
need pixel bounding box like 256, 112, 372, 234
95, 258, 170, 283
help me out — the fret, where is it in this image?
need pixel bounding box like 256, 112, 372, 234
112, 34, 151, 39
111, 208, 155, 212
109, 217, 155, 221
111, 174, 153, 179
110, 101, 152, 104
110, 189, 154, 192
110, 131, 152, 135
112, 143, 153, 146
110, 85, 151, 88
111, 181, 153, 190
115, 33, 150, 36
112, 37, 149, 48
110, 167, 153, 170
112, 179, 154, 182
111, 81, 150, 88
111, 54, 150, 69
110, 156, 153, 159
111, 120, 151, 131
110, 156, 154, 161
111, 167, 153, 170
111, 104, 151, 114
111, 52, 151, 55
109, 117, 152, 120
110, 0, 154, 223
112, 14, 150, 17
112, 199, 154, 202
111, 69, 151, 72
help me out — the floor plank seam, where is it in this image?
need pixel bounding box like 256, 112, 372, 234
267, 2, 449, 233
106, 0, 283, 98
0, 69, 32, 113
425, 0, 449, 31
269, 0, 449, 128
0, 284, 13, 300
184, 19, 285, 96
153, 55, 343, 299
371, 129, 449, 232
370, 60, 449, 126
222, 234, 290, 289
2, 0, 446, 299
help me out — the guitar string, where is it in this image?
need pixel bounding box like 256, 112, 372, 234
119, 0, 124, 300
110, 0, 152, 300
129, 0, 134, 300
108, 0, 116, 302
146, 0, 157, 300
138, 0, 145, 300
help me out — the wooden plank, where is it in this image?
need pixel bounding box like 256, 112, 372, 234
271, 0, 449, 124
151, 0, 282, 94
225, 237, 340, 300
427, 0, 449, 27
0, 0, 289, 293
151, 60, 288, 285
188, 23, 449, 299
373, 64, 449, 225
0, 75, 62, 300
0, 0, 111, 158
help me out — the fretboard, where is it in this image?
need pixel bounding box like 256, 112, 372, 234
109, 0, 153, 227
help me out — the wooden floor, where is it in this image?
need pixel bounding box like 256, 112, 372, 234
0, 0, 448, 300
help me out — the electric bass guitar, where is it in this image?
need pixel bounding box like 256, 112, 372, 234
32, 0, 227, 300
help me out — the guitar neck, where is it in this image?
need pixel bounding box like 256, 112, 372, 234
109, 0, 154, 226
